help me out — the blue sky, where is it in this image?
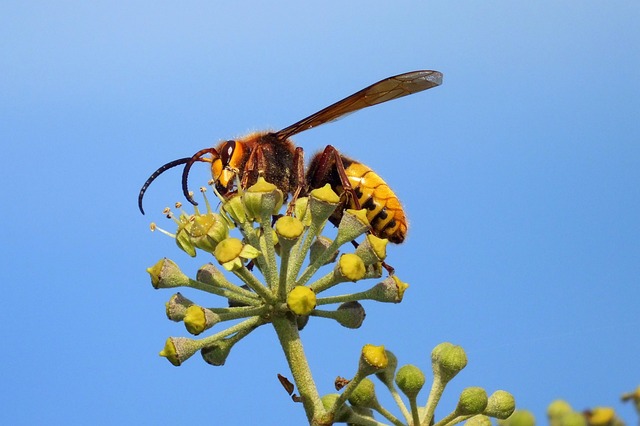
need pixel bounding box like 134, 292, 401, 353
2, 1, 639, 424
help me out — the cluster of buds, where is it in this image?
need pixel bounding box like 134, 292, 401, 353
320, 342, 516, 426
145, 177, 408, 368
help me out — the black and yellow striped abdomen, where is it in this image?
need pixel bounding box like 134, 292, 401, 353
344, 162, 407, 244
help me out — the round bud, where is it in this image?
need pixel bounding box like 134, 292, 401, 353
485, 390, 516, 419
287, 286, 317, 316
348, 378, 377, 408
275, 216, 304, 240
465, 415, 493, 426
338, 253, 366, 281
457, 387, 488, 416
395, 364, 426, 399
547, 399, 572, 423
431, 342, 468, 383
502, 410, 535, 426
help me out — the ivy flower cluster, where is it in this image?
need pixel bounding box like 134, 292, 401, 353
143, 177, 516, 425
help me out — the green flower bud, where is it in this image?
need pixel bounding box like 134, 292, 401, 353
485, 390, 516, 419
368, 275, 409, 303
499, 410, 535, 426
165, 292, 194, 321
354, 234, 388, 265
547, 399, 572, 423
336, 209, 371, 245
159, 336, 200, 366
287, 286, 317, 315
359, 344, 388, 375
432, 342, 468, 383
348, 378, 377, 408
147, 258, 189, 289
321, 393, 354, 423
337, 253, 366, 281
334, 301, 366, 329
457, 387, 488, 416
309, 184, 340, 225
562, 412, 587, 426
466, 415, 493, 426
310, 236, 339, 266
395, 364, 425, 399
374, 350, 398, 387
296, 314, 309, 331
184, 305, 220, 335
200, 339, 233, 366
243, 177, 284, 220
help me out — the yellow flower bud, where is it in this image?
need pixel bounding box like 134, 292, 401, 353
213, 238, 244, 263
287, 286, 317, 315
275, 216, 304, 240
310, 183, 340, 204
360, 344, 388, 372
338, 253, 366, 281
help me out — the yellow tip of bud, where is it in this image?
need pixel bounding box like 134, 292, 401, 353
338, 253, 366, 281
346, 208, 371, 227
275, 216, 305, 240
287, 286, 317, 315
184, 305, 207, 335
589, 407, 615, 426
247, 176, 278, 193
361, 344, 388, 371
310, 183, 340, 204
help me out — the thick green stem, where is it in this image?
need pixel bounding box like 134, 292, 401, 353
271, 314, 326, 424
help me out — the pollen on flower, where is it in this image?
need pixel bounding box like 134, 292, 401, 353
175, 201, 182, 209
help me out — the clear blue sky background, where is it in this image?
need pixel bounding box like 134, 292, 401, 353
2, 1, 638, 425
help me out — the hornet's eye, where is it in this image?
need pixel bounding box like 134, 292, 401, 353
220, 140, 236, 167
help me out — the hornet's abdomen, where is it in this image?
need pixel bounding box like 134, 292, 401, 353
344, 163, 407, 244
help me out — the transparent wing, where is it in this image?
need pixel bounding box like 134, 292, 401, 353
274, 70, 443, 140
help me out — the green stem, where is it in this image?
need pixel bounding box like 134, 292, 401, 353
259, 213, 279, 289
386, 385, 412, 425
271, 314, 326, 424
421, 376, 446, 426
408, 395, 420, 426
187, 278, 261, 306
207, 305, 269, 321
297, 237, 342, 287
233, 266, 277, 304
197, 316, 264, 349
316, 291, 369, 306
